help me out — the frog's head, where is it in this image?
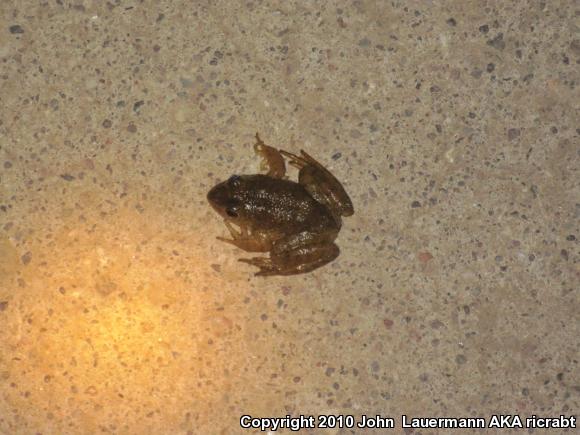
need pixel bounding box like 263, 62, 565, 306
207, 175, 245, 221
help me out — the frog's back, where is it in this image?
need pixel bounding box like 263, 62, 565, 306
239, 174, 337, 232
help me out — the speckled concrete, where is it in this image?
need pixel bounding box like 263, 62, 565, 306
1, 1, 578, 434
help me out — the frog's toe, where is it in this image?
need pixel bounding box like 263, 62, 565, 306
279, 150, 306, 169
239, 256, 271, 267
223, 220, 245, 238
239, 256, 278, 276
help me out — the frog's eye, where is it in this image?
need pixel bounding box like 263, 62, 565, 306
225, 198, 240, 218
227, 175, 241, 187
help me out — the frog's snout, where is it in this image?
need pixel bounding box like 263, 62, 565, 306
207, 182, 226, 208
207, 180, 236, 217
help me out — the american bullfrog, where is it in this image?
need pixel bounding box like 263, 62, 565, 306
207, 134, 354, 276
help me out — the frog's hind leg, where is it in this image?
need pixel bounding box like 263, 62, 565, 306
240, 230, 340, 276
254, 133, 286, 179
239, 243, 339, 277
270, 242, 340, 275
279, 149, 354, 217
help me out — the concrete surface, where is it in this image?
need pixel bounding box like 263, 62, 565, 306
0, 0, 578, 434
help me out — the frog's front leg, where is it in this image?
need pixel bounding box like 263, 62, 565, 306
254, 133, 286, 179
239, 230, 340, 276
217, 221, 271, 252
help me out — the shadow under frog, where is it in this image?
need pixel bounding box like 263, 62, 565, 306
207, 134, 354, 276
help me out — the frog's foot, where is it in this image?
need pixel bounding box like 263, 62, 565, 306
217, 221, 270, 252
239, 256, 283, 276
254, 133, 287, 179
280, 149, 354, 218
279, 149, 316, 171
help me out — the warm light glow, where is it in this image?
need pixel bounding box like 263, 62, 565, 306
0, 204, 261, 433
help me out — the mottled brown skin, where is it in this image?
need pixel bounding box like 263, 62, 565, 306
207, 134, 354, 276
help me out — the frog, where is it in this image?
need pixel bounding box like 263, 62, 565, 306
207, 133, 354, 276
